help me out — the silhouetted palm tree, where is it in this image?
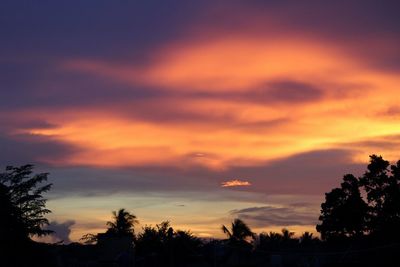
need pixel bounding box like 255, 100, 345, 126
258, 231, 283, 251
106, 208, 138, 236
299, 231, 317, 246
221, 218, 255, 241
281, 228, 294, 241
300, 232, 313, 242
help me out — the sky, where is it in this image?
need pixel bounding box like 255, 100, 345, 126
1, 0, 400, 243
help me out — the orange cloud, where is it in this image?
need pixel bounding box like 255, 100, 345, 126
221, 179, 251, 187
65, 37, 359, 92
16, 35, 398, 169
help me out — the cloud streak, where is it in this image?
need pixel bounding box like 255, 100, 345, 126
230, 205, 318, 227
221, 179, 251, 187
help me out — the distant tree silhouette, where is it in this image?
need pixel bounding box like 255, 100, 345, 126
106, 208, 138, 237
261, 231, 282, 242
136, 222, 167, 257
221, 218, 255, 242
281, 228, 294, 241
136, 221, 200, 267
0, 165, 53, 239
258, 231, 283, 251
80, 208, 138, 245
80, 233, 98, 244
258, 228, 298, 251
136, 220, 173, 254
317, 174, 368, 240
299, 231, 313, 243
299, 232, 319, 246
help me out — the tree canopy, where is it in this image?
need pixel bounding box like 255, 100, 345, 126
106, 208, 139, 237
317, 155, 400, 241
222, 218, 255, 242
0, 164, 53, 240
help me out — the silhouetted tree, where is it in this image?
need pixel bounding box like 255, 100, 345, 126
258, 231, 283, 251
317, 174, 368, 240
299, 232, 312, 243
80, 208, 138, 244
281, 228, 294, 241
0, 183, 27, 243
281, 228, 298, 247
136, 221, 174, 257
359, 155, 400, 240
136, 221, 201, 267
221, 218, 254, 264
299, 232, 318, 246
0, 165, 53, 239
106, 208, 138, 237
79, 233, 98, 244
0, 165, 55, 267
171, 230, 201, 267
317, 155, 400, 241
258, 229, 298, 251
221, 218, 255, 242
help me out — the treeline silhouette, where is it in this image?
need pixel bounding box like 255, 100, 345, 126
0, 155, 399, 267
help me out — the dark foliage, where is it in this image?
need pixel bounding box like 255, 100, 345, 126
258, 228, 301, 252
317, 155, 400, 242
359, 155, 400, 240
317, 174, 368, 240
0, 164, 52, 239
222, 218, 255, 242
0, 165, 54, 267
135, 221, 201, 267
80, 208, 138, 245
106, 208, 138, 237
0, 183, 28, 243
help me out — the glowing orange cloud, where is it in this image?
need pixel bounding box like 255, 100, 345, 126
17, 35, 399, 169
221, 179, 251, 187
65, 37, 359, 92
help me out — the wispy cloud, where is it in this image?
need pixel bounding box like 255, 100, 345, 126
221, 179, 251, 187
230, 205, 318, 227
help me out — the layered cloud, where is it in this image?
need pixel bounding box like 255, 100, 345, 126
230, 205, 318, 227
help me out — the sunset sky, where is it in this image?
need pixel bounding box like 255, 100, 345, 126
1, 1, 400, 243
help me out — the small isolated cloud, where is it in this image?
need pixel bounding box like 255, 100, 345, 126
221, 179, 251, 187
46, 220, 76, 244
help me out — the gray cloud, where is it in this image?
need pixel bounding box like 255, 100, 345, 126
0, 132, 79, 166
46, 220, 75, 244
230, 205, 318, 227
